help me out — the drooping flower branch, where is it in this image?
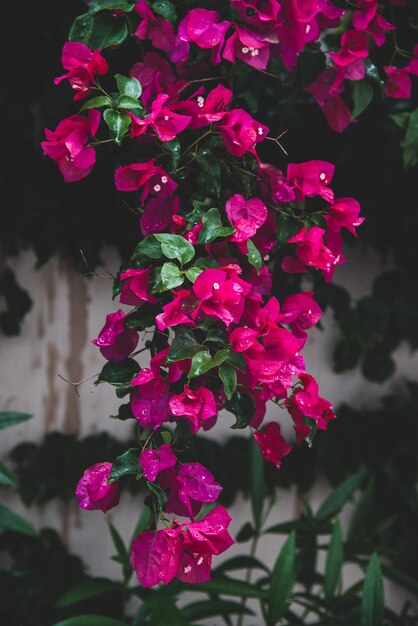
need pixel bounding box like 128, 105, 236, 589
42, 0, 418, 589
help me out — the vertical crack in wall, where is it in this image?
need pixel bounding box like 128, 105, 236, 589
63, 267, 89, 434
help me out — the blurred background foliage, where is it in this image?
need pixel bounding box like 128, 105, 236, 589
1, 0, 418, 623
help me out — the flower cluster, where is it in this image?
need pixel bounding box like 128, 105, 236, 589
44, 0, 367, 589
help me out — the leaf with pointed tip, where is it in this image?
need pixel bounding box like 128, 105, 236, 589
80, 96, 112, 111
154, 234, 195, 265
108, 448, 140, 483
0, 411, 32, 430
268, 531, 296, 624
361, 553, 384, 626
115, 74, 142, 99
103, 108, 131, 144
0, 503, 36, 536
0, 461, 17, 486
324, 520, 344, 601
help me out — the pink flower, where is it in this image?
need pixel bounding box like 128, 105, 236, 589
329, 31, 369, 68
130, 93, 191, 142
134, 0, 189, 62
184, 505, 234, 555
282, 226, 342, 281
253, 422, 292, 469
119, 267, 157, 306
230, 326, 259, 352
130, 52, 186, 109
131, 367, 170, 430
225, 194, 268, 242
287, 161, 335, 202
140, 196, 180, 236
54, 42, 108, 100
178, 9, 231, 64
162, 463, 223, 518
327, 197, 364, 235
220, 109, 269, 157
280, 292, 323, 331
223, 25, 271, 70
231, 0, 281, 28
140, 444, 176, 482
130, 505, 234, 588
114, 160, 177, 203
306, 69, 352, 133
177, 84, 233, 129
76, 462, 120, 512
169, 385, 217, 433
257, 163, 296, 203
384, 66, 412, 99
41, 111, 100, 182
156, 289, 195, 331
192, 267, 252, 328
92, 310, 138, 362
287, 373, 336, 435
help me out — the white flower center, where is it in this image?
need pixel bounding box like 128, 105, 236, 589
257, 126, 264, 135
153, 184, 161, 192
213, 282, 220, 290
197, 557, 204, 565
164, 115, 169, 121
197, 96, 205, 108
251, 49, 259, 57
306, 24, 311, 34
319, 172, 326, 181
161, 176, 168, 184
242, 46, 249, 54
184, 565, 192, 573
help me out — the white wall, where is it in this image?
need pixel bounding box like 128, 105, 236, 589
1, 248, 416, 622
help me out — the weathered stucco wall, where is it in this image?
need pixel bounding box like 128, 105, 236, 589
1, 248, 416, 620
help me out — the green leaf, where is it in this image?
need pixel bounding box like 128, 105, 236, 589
250, 436, 264, 530
108, 523, 130, 580
132, 236, 162, 260
0, 503, 36, 536
183, 577, 267, 599
219, 363, 237, 400
88, 12, 128, 49
152, 0, 177, 23
198, 207, 235, 245
56, 578, 120, 608
69, 14, 94, 44
164, 138, 181, 171
215, 555, 269, 574
195, 148, 221, 192
247, 239, 262, 273
185, 266, 203, 283
399, 108, 418, 169
130, 505, 152, 545
159, 262, 184, 292
361, 553, 384, 626
225, 392, 255, 429
276, 214, 301, 247
0, 461, 17, 486
324, 520, 343, 601
0, 411, 32, 430
352, 80, 373, 118
52, 617, 128, 626
96, 358, 139, 387
225, 350, 247, 372
117, 95, 144, 110
315, 471, 366, 522
115, 73, 142, 99
154, 234, 195, 265
181, 600, 254, 621
89, 0, 135, 13
80, 95, 112, 111
268, 531, 296, 624
166, 327, 203, 363
236, 521, 256, 543
348, 477, 374, 541
108, 448, 140, 483
188, 348, 230, 378
391, 112, 410, 130
103, 108, 131, 144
